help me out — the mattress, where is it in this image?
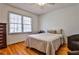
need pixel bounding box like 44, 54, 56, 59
25, 33, 65, 55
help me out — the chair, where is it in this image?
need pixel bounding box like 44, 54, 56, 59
68, 51, 79, 55
68, 34, 79, 55
68, 34, 79, 51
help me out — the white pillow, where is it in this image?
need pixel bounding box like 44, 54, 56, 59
47, 30, 57, 34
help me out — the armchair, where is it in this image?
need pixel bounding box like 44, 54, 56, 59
68, 34, 79, 51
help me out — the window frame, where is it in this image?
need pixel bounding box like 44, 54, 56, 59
8, 12, 32, 34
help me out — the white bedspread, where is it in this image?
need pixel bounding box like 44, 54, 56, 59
25, 33, 65, 55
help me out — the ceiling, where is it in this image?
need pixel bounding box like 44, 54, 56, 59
7, 3, 77, 15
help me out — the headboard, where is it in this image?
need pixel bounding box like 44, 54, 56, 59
47, 29, 64, 34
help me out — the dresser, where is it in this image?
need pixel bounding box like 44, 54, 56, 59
0, 23, 7, 49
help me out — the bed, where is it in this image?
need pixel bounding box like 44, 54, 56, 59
25, 33, 66, 55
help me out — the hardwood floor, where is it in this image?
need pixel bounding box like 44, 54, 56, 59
0, 42, 70, 55
56, 44, 70, 55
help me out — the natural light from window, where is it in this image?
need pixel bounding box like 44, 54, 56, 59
9, 13, 32, 33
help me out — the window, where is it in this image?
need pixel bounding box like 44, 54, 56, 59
9, 13, 32, 33
23, 16, 32, 32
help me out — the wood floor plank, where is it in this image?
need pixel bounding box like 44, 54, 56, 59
9, 45, 19, 55
15, 44, 28, 55
7, 46, 14, 55
18, 43, 32, 55
0, 42, 69, 55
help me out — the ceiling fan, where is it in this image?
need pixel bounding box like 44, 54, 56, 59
35, 3, 55, 9
36, 3, 55, 6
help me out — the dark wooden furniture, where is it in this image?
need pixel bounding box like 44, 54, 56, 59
0, 23, 7, 49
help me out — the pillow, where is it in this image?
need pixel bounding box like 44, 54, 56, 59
47, 30, 57, 34
48, 29, 63, 34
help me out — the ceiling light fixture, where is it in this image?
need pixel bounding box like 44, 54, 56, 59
36, 3, 55, 6
37, 3, 47, 6
35, 3, 55, 9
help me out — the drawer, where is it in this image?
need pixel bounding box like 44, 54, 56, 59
0, 40, 3, 42
0, 37, 3, 40
0, 31, 3, 33
0, 34, 3, 37
0, 28, 4, 30
0, 43, 7, 49
0, 25, 4, 27
0, 43, 3, 46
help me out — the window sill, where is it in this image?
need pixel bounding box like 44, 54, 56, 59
8, 32, 32, 35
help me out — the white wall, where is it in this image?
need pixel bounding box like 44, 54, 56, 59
0, 3, 79, 45
40, 4, 79, 36
0, 4, 39, 45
